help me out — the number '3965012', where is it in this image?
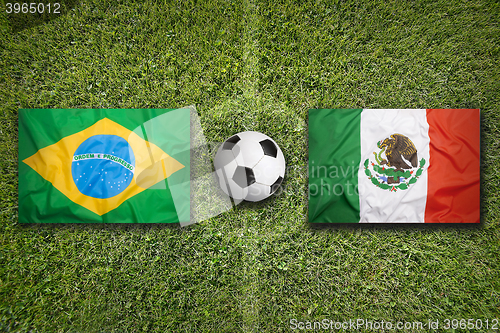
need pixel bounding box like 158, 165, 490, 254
6, 3, 60, 14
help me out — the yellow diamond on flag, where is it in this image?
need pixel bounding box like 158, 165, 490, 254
23, 118, 184, 216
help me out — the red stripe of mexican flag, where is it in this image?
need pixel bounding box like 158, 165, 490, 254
308, 109, 480, 223
425, 109, 480, 223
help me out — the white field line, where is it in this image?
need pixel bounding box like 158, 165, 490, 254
239, 0, 262, 331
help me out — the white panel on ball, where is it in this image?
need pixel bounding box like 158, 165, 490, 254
253, 155, 284, 186
233, 139, 264, 168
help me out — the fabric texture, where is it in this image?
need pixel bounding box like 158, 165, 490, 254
19, 109, 190, 223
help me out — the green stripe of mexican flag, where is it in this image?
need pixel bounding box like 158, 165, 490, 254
308, 109, 480, 223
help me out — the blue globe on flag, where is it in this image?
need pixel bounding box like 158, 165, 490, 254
72, 134, 135, 199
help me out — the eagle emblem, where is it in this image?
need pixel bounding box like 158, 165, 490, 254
364, 134, 426, 192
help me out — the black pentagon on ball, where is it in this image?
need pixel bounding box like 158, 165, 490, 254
270, 176, 283, 193
259, 139, 278, 158
232, 166, 256, 188
223, 135, 241, 150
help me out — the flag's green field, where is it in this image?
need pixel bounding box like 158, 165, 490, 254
1, 0, 499, 331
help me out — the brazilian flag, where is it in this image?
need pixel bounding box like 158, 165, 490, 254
18, 109, 190, 223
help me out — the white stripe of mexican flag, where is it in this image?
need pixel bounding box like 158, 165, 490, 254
359, 109, 429, 222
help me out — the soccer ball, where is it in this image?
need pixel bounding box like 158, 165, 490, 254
214, 131, 285, 202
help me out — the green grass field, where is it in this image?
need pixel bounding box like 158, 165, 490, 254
1, 0, 499, 331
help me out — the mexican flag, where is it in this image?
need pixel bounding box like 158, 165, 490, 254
19, 109, 190, 223
308, 109, 480, 223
